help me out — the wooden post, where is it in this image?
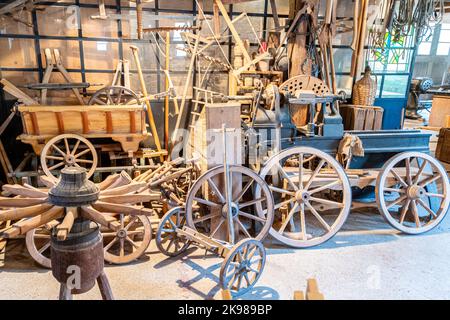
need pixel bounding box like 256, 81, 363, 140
164, 31, 170, 155
129, 45, 164, 161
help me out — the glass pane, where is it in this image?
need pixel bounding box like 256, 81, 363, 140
381, 75, 409, 98
417, 42, 431, 55
333, 48, 352, 73
37, 5, 79, 37
122, 42, 158, 71
82, 41, 119, 70
80, 7, 118, 38
233, 0, 265, 13
0, 11, 33, 35
159, 0, 193, 10
439, 29, 450, 42
0, 38, 36, 68
39, 39, 81, 69
436, 43, 450, 56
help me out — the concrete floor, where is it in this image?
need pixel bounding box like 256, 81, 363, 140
1, 206, 450, 300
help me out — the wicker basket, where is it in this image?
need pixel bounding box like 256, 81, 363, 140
352, 66, 377, 106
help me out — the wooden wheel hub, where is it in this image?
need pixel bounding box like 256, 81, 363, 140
295, 190, 310, 203
407, 185, 425, 200
222, 202, 239, 219
116, 229, 127, 239
65, 154, 76, 165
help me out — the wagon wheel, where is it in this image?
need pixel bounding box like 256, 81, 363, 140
88, 86, 141, 105
185, 165, 274, 244
255, 146, 352, 248
40, 134, 98, 182
376, 152, 450, 234
219, 238, 266, 298
174, 169, 197, 200
26, 226, 52, 268
103, 214, 152, 264
156, 206, 190, 257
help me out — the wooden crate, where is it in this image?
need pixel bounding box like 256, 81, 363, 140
18, 105, 148, 154
436, 128, 450, 164
340, 104, 383, 130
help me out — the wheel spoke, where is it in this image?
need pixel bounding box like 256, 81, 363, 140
399, 199, 411, 224
48, 162, 65, 171
274, 198, 295, 210
417, 198, 437, 218
304, 159, 325, 190
193, 212, 221, 224
52, 144, 66, 157
94, 98, 106, 105
309, 196, 345, 208
207, 178, 225, 203
412, 159, 428, 184
390, 169, 408, 188
64, 138, 70, 155
124, 216, 138, 230
309, 179, 341, 195
410, 200, 421, 228
305, 201, 331, 232
236, 219, 252, 238
74, 148, 91, 159
425, 193, 445, 199
386, 195, 407, 209
299, 203, 307, 240
193, 197, 220, 207
238, 197, 266, 209
275, 162, 298, 191
45, 155, 64, 161
278, 203, 298, 234
384, 187, 405, 194
126, 236, 139, 250
38, 241, 51, 254
405, 157, 412, 185
243, 273, 251, 287
234, 178, 254, 202
238, 210, 266, 223
269, 185, 295, 196
104, 237, 118, 251
418, 175, 441, 188
210, 218, 225, 238
298, 153, 304, 190
71, 139, 81, 156
75, 159, 94, 164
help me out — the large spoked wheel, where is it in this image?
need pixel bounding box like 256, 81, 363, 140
26, 226, 52, 269
376, 152, 450, 234
156, 206, 190, 257
88, 86, 140, 105
220, 239, 266, 298
103, 215, 152, 264
255, 146, 352, 248
40, 134, 98, 182
185, 165, 274, 243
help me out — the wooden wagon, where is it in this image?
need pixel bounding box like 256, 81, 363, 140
17, 105, 149, 180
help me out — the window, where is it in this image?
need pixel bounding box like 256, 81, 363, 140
437, 24, 450, 56
417, 25, 434, 55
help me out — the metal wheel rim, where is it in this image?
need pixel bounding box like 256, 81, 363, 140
103, 215, 152, 264
376, 152, 450, 234
88, 86, 140, 105
185, 165, 274, 242
156, 207, 190, 257
256, 146, 352, 248
26, 227, 52, 269
219, 239, 266, 297
40, 134, 98, 182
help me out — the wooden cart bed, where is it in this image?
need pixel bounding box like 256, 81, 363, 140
17, 105, 148, 155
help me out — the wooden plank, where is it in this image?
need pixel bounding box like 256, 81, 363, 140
55, 112, 64, 134
106, 111, 113, 133
130, 111, 136, 133
0, 79, 39, 105
430, 95, 450, 128
81, 111, 89, 134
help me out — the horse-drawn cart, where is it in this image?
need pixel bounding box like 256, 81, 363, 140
17, 104, 153, 181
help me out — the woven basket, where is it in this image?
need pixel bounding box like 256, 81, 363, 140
352, 66, 377, 106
